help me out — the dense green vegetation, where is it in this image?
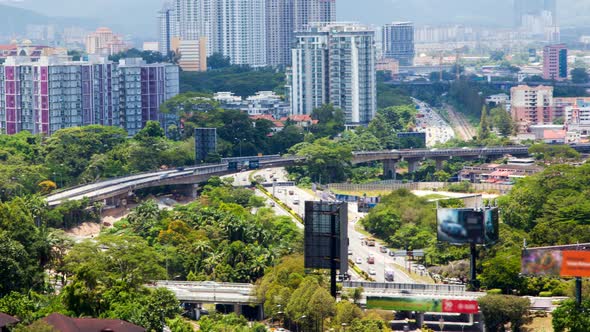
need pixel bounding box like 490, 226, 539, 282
180, 66, 285, 97
104, 177, 301, 282
161, 92, 306, 158
256, 256, 390, 332
478, 295, 531, 331
359, 159, 590, 301
109, 48, 172, 64
0, 124, 194, 195
361, 189, 469, 265
499, 162, 590, 245
0, 175, 301, 331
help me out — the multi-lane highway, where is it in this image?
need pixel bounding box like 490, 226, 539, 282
248, 168, 417, 284
413, 98, 455, 147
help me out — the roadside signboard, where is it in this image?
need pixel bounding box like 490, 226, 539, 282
366, 297, 478, 314
521, 244, 590, 277
304, 201, 348, 272
521, 248, 563, 276
437, 209, 485, 244
561, 251, 590, 277
484, 208, 499, 244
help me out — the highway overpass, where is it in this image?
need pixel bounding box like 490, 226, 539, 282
46, 144, 590, 207
353, 144, 590, 177
46, 157, 298, 207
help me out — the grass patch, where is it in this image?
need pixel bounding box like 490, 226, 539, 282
422, 193, 449, 200
525, 315, 553, 332
354, 221, 374, 239
391, 262, 436, 284
330, 189, 393, 197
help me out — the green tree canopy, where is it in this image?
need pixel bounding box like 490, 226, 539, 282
310, 104, 346, 138
478, 295, 531, 332
571, 67, 589, 84
288, 138, 352, 184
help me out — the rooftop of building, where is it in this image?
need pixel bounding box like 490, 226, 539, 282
42, 313, 145, 332
543, 129, 567, 140
0, 313, 19, 328
511, 84, 554, 91
384, 22, 413, 26
304, 22, 374, 33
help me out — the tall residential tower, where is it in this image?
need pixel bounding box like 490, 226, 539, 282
290, 23, 376, 126
543, 44, 567, 81
157, 3, 177, 55
382, 22, 415, 66
266, 0, 336, 67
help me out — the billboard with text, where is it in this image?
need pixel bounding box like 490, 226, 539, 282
367, 297, 478, 314
521, 247, 590, 277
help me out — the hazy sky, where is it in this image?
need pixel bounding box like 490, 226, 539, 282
5, 0, 589, 38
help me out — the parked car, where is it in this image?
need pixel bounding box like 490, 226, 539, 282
355, 257, 362, 264
368, 268, 376, 275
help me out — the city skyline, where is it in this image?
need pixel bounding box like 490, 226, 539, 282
5, 0, 590, 39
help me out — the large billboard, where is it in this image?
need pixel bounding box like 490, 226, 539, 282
521, 248, 563, 276
367, 297, 478, 314
521, 247, 590, 277
437, 209, 485, 244
304, 201, 348, 272
194, 128, 217, 163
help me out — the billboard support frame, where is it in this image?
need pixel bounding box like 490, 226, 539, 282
470, 243, 479, 291
330, 212, 337, 298
576, 277, 582, 307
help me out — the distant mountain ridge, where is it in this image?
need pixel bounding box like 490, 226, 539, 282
0, 4, 97, 37
2, 0, 590, 39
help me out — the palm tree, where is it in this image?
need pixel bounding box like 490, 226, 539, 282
191, 240, 211, 271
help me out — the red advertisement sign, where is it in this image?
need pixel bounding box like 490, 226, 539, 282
561, 251, 590, 277
442, 299, 479, 314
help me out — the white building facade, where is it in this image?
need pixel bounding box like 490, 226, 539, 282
290, 23, 376, 126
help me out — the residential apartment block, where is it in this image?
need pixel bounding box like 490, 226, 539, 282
157, 3, 177, 55
164, 0, 335, 67
175, 38, 207, 72
266, 0, 336, 67
217, 0, 267, 67
382, 22, 415, 66
290, 23, 376, 126
553, 97, 590, 120
565, 101, 590, 136
543, 44, 567, 81
510, 85, 554, 131
0, 56, 179, 136
85, 27, 128, 56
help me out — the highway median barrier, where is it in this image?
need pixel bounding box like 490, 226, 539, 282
349, 259, 374, 282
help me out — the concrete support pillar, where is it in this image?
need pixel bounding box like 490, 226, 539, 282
234, 304, 242, 316
195, 307, 201, 320
435, 159, 444, 171
382, 159, 398, 179
258, 304, 265, 320
407, 159, 420, 173
416, 312, 424, 328
190, 184, 199, 199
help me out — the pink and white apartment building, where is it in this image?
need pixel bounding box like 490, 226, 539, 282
0, 56, 178, 136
